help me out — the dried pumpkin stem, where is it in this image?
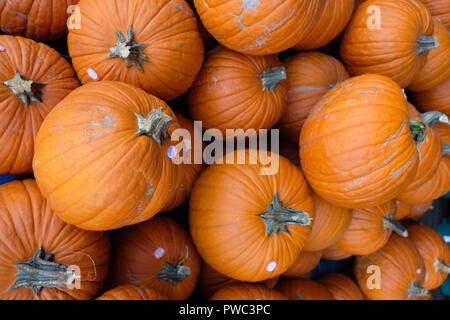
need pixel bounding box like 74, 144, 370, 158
11, 247, 79, 296
257, 193, 312, 236
417, 34, 439, 55
260, 66, 286, 91
420, 111, 449, 128
383, 215, 408, 237
136, 108, 172, 144
156, 247, 190, 286
434, 258, 450, 274
3, 72, 44, 106
409, 118, 427, 144
406, 282, 428, 298
442, 144, 450, 156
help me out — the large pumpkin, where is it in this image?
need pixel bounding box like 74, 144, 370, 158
419, 0, 450, 28
300, 74, 422, 208
318, 273, 366, 300
355, 234, 428, 300
187, 48, 287, 137
106, 216, 201, 300
282, 251, 322, 278
340, 0, 437, 87
33, 81, 182, 231
97, 285, 167, 300
322, 243, 353, 261
0, 0, 79, 41
210, 283, 287, 300
407, 224, 450, 290
0, 35, 79, 175
189, 149, 314, 282
276, 278, 334, 300
277, 52, 349, 144
0, 180, 110, 300
68, 0, 203, 101
411, 78, 450, 116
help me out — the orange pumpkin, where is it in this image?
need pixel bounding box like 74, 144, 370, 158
210, 283, 287, 300
189, 149, 314, 282
395, 199, 412, 220
97, 285, 167, 300
0, 180, 110, 300
278, 52, 349, 144
355, 234, 428, 300
318, 273, 366, 300
407, 224, 450, 290
187, 48, 287, 137
282, 251, 322, 278
411, 78, 450, 116
33, 81, 184, 231
322, 243, 353, 261
340, 0, 437, 87
419, 0, 450, 28
106, 216, 201, 300
68, 0, 203, 101
0, 35, 79, 175
276, 278, 334, 300
336, 200, 407, 255
300, 74, 422, 208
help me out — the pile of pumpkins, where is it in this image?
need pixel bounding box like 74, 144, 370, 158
0, 0, 449, 300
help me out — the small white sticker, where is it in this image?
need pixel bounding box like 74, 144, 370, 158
154, 247, 165, 259
167, 145, 177, 160
87, 67, 98, 81
0, 45, 5, 52
402, 88, 407, 99
416, 268, 422, 274
266, 261, 277, 272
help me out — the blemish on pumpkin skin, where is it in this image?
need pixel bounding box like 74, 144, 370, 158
203, 0, 209, 8
175, 3, 184, 11
288, 86, 323, 94
51, 126, 65, 131
232, 0, 261, 30
390, 153, 416, 179
212, 76, 218, 85
297, 291, 304, 300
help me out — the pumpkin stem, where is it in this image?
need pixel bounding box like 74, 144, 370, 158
156, 247, 191, 286
3, 72, 44, 106
260, 66, 286, 91
409, 118, 427, 144
108, 26, 149, 72
257, 193, 312, 236
11, 247, 80, 296
136, 108, 172, 144
383, 214, 408, 237
420, 111, 449, 128
434, 258, 450, 274
442, 144, 450, 156
406, 282, 428, 298
417, 34, 439, 55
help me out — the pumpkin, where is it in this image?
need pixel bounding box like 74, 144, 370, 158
0, 35, 79, 175
336, 200, 407, 255
277, 52, 349, 144
106, 216, 201, 300
318, 273, 366, 300
408, 19, 450, 92
340, 0, 437, 88
395, 200, 412, 220
419, 0, 450, 28
0, 0, 79, 41
189, 149, 315, 282
300, 74, 422, 209
282, 251, 322, 278
0, 180, 110, 300
355, 234, 428, 300
276, 278, 334, 300
406, 202, 434, 221
97, 285, 167, 300
187, 48, 287, 137
292, 0, 355, 50
411, 78, 450, 116
67, 0, 203, 101
210, 283, 287, 300
33, 81, 184, 231
322, 243, 353, 261
407, 224, 450, 290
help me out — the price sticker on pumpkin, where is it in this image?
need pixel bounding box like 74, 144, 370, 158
0, 45, 5, 52
266, 261, 277, 272
87, 67, 99, 81
154, 247, 166, 259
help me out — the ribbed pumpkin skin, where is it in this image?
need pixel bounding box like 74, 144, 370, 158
322, 243, 353, 261
0, 0, 79, 41
278, 52, 349, 144
355, 234, 427, 300
106, 216, 201, 300
282, 251, 322, 278
187, 48, 286, 136
0, 180, 110, 300
33, 81, 180, 231
0, 35, 79, 175
395, 200, 411, 220
407, 224, 450, 290
97, 285, 167, 300
276, 278, 334, 300
340, 0, 434, 88
68, 0, 203, 101
300, 74, 419, 209
210, 283, 287, 300
411, 78, 450, 116
336, 201, 398, 255
303, 193, 351, 252
407, 202, 433, 220
189, 149, 314, 282
419, 0, 450, 28
318, 273, 366, 300
408, 19, 450, 92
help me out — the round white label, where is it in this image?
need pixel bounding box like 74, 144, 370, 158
266, 261, 277, 272
87, 67, 98, 80
154, 247, 166, 259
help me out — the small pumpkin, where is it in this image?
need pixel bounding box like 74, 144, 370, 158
336, 200, 407, 255
411, 78, 450, 116
106, 216, 201, 300
189, 149, 314, 282
355, 234, 428, 300
282, 251, 322, 278
276, 278, 334, 300
322, 243, 353, 261
97, 285, 167, 300
419, 0, 450, 28
210, 283, 287, 300
0, 180, 110, 300
68, 0, 203, 101
187, 48, 287, 137
0, 35, 79, 175
318, 273, 366, 300
278, 52, 349, 144
340, 0, 437, 87
407, 224, 450, 290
